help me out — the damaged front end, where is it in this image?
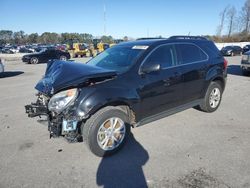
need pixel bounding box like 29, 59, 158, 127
25, 60, 117, 142
25, 89, 82, 142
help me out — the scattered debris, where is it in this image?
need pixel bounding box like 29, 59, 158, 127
148, 168, 231, 188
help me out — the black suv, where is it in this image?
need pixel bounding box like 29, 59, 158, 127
25, 36, 227, 157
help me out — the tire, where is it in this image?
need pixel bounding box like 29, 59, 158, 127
30, 57, 39, 64
199, 81, 223, 113
82, 106, 131, 157
59, 55, 67, 61
242, 69, 250, 76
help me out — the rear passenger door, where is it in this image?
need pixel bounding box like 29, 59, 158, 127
175, 43, 208, 103
139, 44, 183, 119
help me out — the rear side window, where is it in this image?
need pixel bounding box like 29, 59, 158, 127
234, 46, 242, 50
176, 43, 207, 65
144, 45, 175, 68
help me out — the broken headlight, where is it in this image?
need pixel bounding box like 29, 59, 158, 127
48, 88, 78, 113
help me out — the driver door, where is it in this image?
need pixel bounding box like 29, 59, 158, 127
43, 49, 56, 62
138, 44, 184, 119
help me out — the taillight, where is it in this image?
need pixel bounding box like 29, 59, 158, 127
223, 58, 228, 69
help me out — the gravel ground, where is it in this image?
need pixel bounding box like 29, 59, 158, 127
0, 56, 249, 188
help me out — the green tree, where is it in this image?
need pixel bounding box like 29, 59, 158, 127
101, 35, 113, 43
27, 33, 39, 44
39, 32, 60, 44
13, 30, 26, 44
80, 33, 93, 43
0, 30, 13, 44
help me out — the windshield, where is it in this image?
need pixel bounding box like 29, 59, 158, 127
87, 46, 145, 72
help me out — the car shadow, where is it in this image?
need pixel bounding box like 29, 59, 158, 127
96, 133, 149, 188
227, 65, 243, 76
0, 71, 24, 78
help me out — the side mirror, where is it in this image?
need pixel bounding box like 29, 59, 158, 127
140, 63, 161, 74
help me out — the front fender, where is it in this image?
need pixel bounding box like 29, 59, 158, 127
76, 87, 140, 119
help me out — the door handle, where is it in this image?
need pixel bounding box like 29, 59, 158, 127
163, 72, 181, 86
163, 78, 171, 86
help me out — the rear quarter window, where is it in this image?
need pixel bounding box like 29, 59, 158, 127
175, 43, 208, 65
199, 41, 221, 59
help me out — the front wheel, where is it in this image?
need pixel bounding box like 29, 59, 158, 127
82, 106, 131, 157
199, 81, 223, 113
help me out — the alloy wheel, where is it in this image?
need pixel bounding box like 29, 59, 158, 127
209, 88, 221, 108
97, 117, 126, 151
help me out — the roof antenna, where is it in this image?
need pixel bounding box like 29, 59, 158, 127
188, 32, 191, 36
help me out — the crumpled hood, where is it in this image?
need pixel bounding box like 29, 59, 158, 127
35, 60, 117, 95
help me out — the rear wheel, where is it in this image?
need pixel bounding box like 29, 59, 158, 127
199, 81, 222, 113
82, 106, 131, 157
30, 57, 39, 64
242, 69, 250, 76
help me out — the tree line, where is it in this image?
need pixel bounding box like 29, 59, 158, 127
212, 0, 250, 42
0, 30, 118, 45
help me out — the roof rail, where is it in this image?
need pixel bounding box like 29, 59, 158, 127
169, 36, 208, 40
136, 37, 165, 40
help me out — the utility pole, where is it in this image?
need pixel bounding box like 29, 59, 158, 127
103, 0, 107, 35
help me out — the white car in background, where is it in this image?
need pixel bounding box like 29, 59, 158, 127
9, 48, 19, 53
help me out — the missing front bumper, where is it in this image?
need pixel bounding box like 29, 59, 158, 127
25, 101, 81, 142
25, 103, 48, 117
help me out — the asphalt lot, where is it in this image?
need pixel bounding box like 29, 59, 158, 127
0, 56, 250, 188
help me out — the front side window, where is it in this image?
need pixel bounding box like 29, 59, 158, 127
176, 43, 207, 65
143, 45, 175, 68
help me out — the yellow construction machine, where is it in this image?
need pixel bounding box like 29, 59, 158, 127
67, 43, 89, 58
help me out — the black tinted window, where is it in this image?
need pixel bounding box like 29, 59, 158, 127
176, 44, 207, 64
233, 46, 242, 50
145, 45, 175, 68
